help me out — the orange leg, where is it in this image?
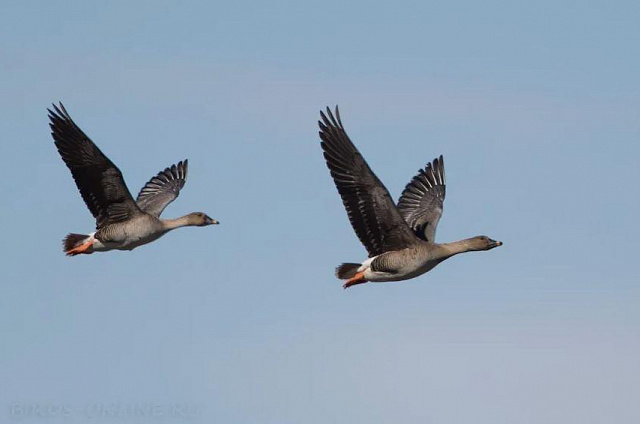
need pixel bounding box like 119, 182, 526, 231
66, 239, 94, 256
344, 271, 367, 289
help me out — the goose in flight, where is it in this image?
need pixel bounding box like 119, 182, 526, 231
48, 103, 218, 256
318, 106, 502, 288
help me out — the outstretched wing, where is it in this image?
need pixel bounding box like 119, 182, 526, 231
397, 156, 445, 242
48, 103, 141, 229
318, 106, 419, 257
136, 160, 188, 217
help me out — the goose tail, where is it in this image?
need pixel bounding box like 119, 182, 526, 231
335, 263, 361, 279
62, 233, 94, 256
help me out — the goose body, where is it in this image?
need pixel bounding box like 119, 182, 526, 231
318, 106, 502, 288
360, 246, 439, 282
81, 215, 170, 253
49, 103, 218, 256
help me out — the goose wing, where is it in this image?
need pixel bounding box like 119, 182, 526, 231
319, 106, 419, 257
397, 156, 445, 242
136, 160, 188, 217
48, 103, 141, 229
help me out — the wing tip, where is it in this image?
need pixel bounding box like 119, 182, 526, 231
424, 155, 445, 187
318, 105, 342, 130
48, 101, 69, 120
179, 159, 188, 180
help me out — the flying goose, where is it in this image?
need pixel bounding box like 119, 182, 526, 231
49, 103, 218, 256
318, 106, 502, 288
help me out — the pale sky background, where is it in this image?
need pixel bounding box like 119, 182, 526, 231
1, 1, 639, 423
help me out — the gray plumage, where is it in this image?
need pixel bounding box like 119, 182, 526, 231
397, 156, 445, 242
49, 103, 141, 228
49, 102, 218, 255
335, 263, 361, 279
318, 106, 420, 258
318, 106, 502, 288
137, 160, 188, 217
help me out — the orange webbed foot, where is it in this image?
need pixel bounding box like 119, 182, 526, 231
344, 271, 367, 289
65, 239, 94, 256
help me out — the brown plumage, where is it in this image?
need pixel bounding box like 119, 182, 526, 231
62, 233, 90, 253
319, 107, 419, 258
318, 106, 502, 288
49, 102, 218, 255
397, 155, 445, 242
49, 103, 140, 228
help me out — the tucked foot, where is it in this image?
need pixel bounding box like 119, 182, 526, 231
65, 239, 94, 256
343, 271, 367, 289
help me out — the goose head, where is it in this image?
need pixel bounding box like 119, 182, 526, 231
188, 212, 219, 226
467, 236, 502, 251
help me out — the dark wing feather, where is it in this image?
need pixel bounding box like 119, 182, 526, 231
48, 103, 140, 229
318, 106, 419, 257
397, 156, 445, 242
136, 160, 188, 217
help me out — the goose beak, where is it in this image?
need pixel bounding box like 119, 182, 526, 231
206, 217, 219, 225
494, 240, 503, 247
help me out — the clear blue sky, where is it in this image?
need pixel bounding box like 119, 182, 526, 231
1, 1, 639, 423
